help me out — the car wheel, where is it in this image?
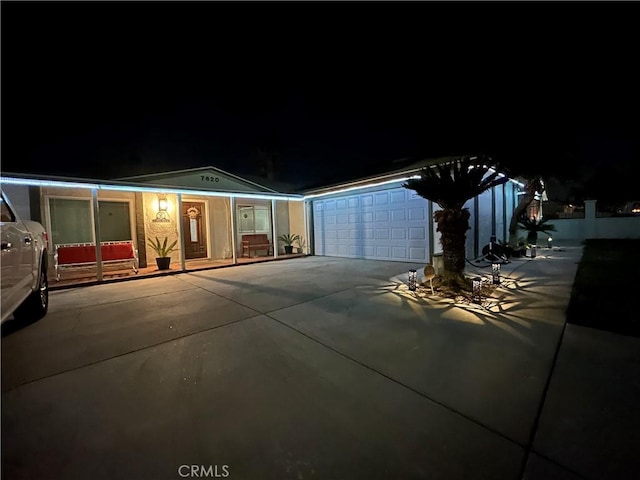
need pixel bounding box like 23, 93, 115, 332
14, 267, 49, 322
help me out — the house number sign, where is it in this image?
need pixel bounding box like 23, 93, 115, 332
200, 175, 220, 183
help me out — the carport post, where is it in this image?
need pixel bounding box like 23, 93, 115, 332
303, 200, 309, 255
229, 197, 237, 264
92, 188, 103, 282
502, 183, 507, 242
271, 199, 278, 258
176, 193, 186, 272
491, 186, 496, 237
428, 200, 434, 263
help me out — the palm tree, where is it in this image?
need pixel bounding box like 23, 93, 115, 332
517, 216, 556, 245
403, 155, 508, 288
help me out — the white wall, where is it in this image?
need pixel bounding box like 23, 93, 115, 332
477, 189, 493, 256
549, 200, 640, 242
495, 184, 505, 243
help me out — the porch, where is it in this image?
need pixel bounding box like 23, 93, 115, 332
50, 253, 308, 290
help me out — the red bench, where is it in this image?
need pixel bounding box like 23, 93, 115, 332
54, 241, 139, 281
241, 234, 272, 257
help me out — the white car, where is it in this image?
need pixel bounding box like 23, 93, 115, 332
1, 189, 49, 324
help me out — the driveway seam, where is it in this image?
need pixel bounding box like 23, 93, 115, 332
48, 285, 199, 315
265, 313, 526, 451
176, 273, 358, 315
517, 315, 571, 479
1, 314, 262, 394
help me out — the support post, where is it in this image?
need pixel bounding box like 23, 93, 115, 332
91, 188, 103, 282
271, 199, 278, 258
229, 197, 237, 264
176, 193, 186, 272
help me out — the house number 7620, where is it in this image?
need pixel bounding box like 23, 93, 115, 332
201, 176, 220, 182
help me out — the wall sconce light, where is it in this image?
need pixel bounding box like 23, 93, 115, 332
530, 245, 537, 258
153, 194, 171, 223
547, 236, 553, 249
491, 262, 501, 285
158, 195, 169, 212
408, 269, 417, 291
472, 277, 483, 304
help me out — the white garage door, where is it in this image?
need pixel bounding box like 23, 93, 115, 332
313, 186, 429, 262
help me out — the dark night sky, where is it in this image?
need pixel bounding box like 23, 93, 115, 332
1, 1, 639, 192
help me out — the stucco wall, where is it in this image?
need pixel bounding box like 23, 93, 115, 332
288, 201, 306, 253
275, 200, 291, 254
143, 192, 181, 264
477, 188, 493, 256
208, 197, 232, 259
495, 183, 506, 242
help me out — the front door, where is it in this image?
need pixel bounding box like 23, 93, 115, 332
182, 201, 208, 260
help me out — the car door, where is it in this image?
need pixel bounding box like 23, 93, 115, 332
1, 193, 33, 319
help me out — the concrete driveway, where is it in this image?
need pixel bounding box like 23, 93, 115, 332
2, 252, 582, 479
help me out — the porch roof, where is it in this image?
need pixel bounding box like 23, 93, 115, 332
0, 172, 305, 201
302, 155, 524, 199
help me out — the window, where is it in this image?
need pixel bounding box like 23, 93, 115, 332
98, 201, 132, 241
237, 205, 270, 233
49, 198, 93, 245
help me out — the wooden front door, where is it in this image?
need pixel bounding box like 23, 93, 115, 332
182, 202, 208, 259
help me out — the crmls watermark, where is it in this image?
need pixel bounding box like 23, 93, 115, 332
178, 465, 230, 478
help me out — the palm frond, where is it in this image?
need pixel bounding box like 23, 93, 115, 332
403, 155, 508, 210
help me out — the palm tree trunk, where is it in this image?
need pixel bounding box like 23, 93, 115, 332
435, 208, 470, 288
508, 176, 542, 247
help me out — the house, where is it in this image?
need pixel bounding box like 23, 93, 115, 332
0, 157, 525, 285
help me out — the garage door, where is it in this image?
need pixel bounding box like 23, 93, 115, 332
313, 186, 429, 261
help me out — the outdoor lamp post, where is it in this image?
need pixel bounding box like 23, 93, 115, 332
472, 277, 483, 304
491, 262, 501, 285
408, 269, 417, 291
547, 236, 553, 249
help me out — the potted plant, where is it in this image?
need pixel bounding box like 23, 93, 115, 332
148, 236, 178, 270
295, 235, 307, 254
517, 217, 556, 245
277, 233, 300, 255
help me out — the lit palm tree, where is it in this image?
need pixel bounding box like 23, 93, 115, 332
517, 216, 556, 245
403, 155, 508, 288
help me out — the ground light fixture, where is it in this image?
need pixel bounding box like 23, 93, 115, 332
491, 262, 501, 285
547, 236, 553, 248
408, 269, 417, 291
530, 245, 537, 258
472, 277, 483, 304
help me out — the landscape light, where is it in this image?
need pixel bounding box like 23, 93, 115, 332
530, 245, 537, 258
491, 262, 501, 285
547, 236, 553, 249
408, 269, 417, 291
472, 277, 483, 304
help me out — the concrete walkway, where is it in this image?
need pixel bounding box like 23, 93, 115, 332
2, 248, 636, 479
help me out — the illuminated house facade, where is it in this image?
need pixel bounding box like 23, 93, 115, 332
1, 158, 526, 286
1, 167, 308, 284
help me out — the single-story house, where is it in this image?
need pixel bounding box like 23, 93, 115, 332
0, 157, 524, 284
